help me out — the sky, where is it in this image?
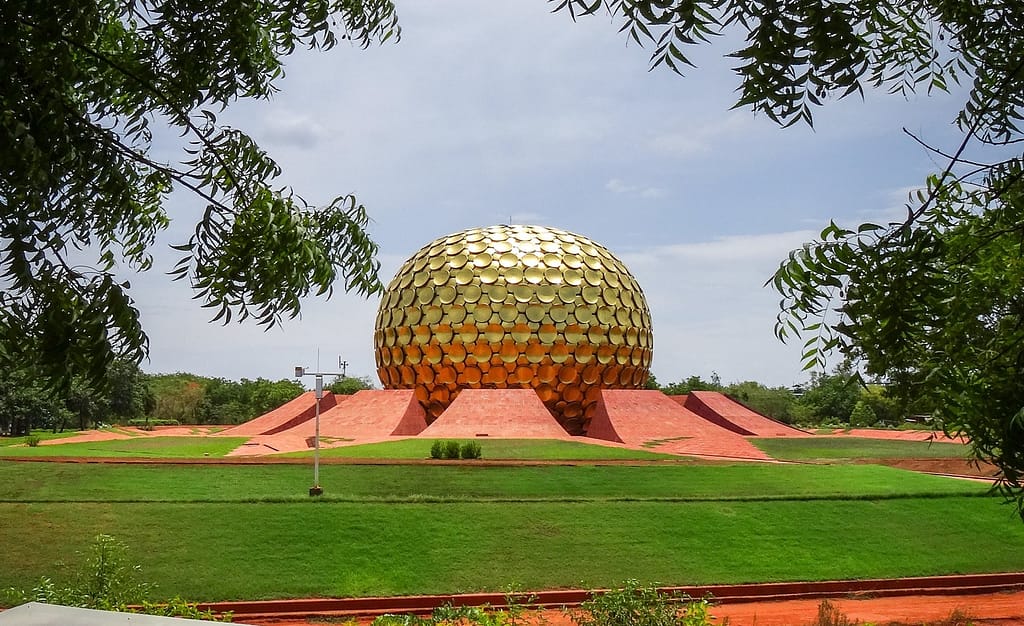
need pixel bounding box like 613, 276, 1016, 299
132, 1, 970, 389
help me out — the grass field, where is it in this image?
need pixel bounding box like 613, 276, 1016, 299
283, 438, 679, 461
1, 460, 1020, 602
0, 436, 248, 458
751, 437, 970, 461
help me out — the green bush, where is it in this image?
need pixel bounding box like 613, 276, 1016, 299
849, 400, 879, 428
460, 441, 482, 459
126, 418, 180, 428
570, 580, 714, 626
24, 435, 41, 447
430, 440, 443, 459
442, 440, 461, 459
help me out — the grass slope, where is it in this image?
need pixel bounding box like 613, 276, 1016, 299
1, 498, 1022, 601
751, 437, 969, 461
0, 462, 986, 502
0, 437, 247, 458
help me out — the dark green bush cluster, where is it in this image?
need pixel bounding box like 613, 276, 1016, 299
429, 440, 483, 459
126, 418, 180, 430
24, 435, 41, 447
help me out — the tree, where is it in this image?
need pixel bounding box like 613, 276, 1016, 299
327, 375, 375, 395
553, 1, 1024, 514
2, 0, 397, 397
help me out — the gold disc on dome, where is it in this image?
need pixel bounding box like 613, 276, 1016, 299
537, 364, 558, 384
447, 343, 467, 363
525, 342, 545, 363
616, 307, 632, 326
538, 324, 557, 344
405, 344, 422, 365
467, 240, 488, 254
417, 287, 433, 305
583, 255, 602, 271
458, 323, 479, 343
581, 286, 601, 304
536, 285, 556, 303
499, 340, 518, 363
603, 288, 620, 306
596, 306, 615, 325
499, 252, 518, 268
437, 286, 457, 305
434, 324, 454, 344
480, 267, 500, 284
472, 252, 493, 268
499, 303, 518, 322
513, 284, 533, 303
449, 253, 469, 269
396, 326, 412, 346
522, 253, 541, 267
564, 323, 583, 343
454, 268, 475, 285
463, 366, 482, 385
575, 343, 594, 363
399, 289, 415, 307
423, 306, 443, 325
584, 270, 603, 287
505, 267, 524, 284
514, 366, 534, 384
558, 286, 579, 303
524, 266, 544, 284
550, 342, 570, 364
625, 326, 639, 345
544, 268, 563, 284
447, 305, 467, 324
540, 240, 560, 254
562, 253, 583, 269
465, 230, 485, 243
587, 326, 606, 344
414, 325, 432, 344
541, 253, 561, 267
605, 272, 621, 288
463, 284, 482, 303
432, 269, 451, 286
469, 305, 489, 323
424, 344, 444, 364
486, 284, 508, 302
484, 323, 504, 343
631, 309, 644, 326
609, 326, 625, 345
492, 240, 513, 253
549, 305, 569, 323
596, 344, 616, 364
511, 323, 531, 342
525, 303, 545, 322
581, 364, 601, 384
574, 306, 594, 324
616, 345, 631, 365
429, 255, 447, 270
471, 342, 491, 362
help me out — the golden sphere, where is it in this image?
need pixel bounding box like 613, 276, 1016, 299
373, 225, 653, 435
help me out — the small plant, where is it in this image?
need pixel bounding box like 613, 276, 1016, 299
460, 441, 482, 459
430, 440, 444, 459
810, 600, 855, 626
443, 440, 461, 459
24, 435, 41, 447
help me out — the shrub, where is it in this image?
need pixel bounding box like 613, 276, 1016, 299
570, 579, 714, 626
442, 440, 461, 459
460, 441, 482, 459
127, 418, 179, 428
24, 435, 41, 447
430, 440, 443, 459
849, 400, 878, 428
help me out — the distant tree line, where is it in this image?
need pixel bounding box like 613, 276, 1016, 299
649, 360, 934, 428
0, 361, 382, 435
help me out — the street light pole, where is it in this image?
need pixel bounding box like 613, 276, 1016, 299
294, 363, 346, 497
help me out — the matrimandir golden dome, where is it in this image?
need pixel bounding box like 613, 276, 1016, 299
372, 224, 653, 435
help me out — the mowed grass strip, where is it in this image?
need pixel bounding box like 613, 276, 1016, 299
0, 437, 247, 458
2, 498, 1022, 601
751, 437, 970, 461
284, 438, 678, 460
0, 462, 988, 502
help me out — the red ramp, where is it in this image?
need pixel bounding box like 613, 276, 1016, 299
685, 391, 808, 437
587, 390, 770, 460
419, 389, 569, 439
217, 391, 338, 437
275, 389, 427, 439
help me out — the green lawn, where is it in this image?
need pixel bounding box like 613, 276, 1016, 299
285, 438, 679, 461
0, 462, 985, 502
1, 460, 1020, 601
0, 437, 247, 458
0, 430, 91, 447
751, 436, 970, 461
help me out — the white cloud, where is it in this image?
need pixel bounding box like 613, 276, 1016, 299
605, 178, 668, 199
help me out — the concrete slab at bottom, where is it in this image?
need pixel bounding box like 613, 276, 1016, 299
0, 602, 254, 626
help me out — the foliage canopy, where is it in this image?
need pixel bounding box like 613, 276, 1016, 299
552, 0, 1024, 512
2, 0, 398, 392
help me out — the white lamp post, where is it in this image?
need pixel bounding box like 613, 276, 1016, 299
294, 363, 346, 496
